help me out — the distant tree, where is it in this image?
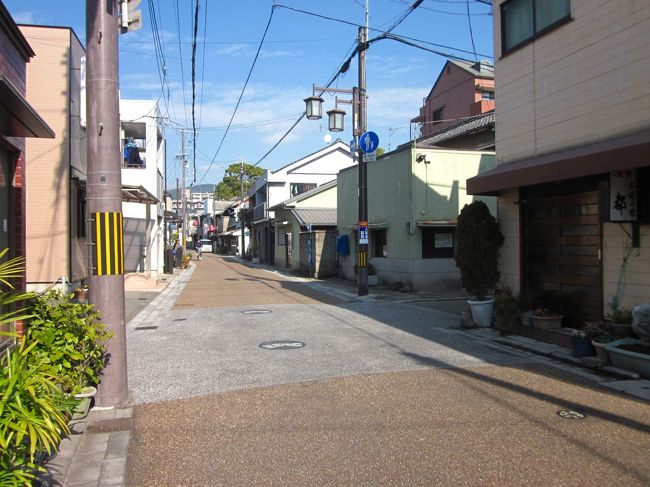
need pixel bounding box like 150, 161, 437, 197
376, 147, 385, 157
215, 162, 264, 200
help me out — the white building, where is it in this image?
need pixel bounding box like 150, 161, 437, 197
249, 140, 354, 264
120, 99, 166, 277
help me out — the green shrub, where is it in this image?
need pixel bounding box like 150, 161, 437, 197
0, 335, 74, 484
455, 201, 504, 301
26, 290, 112, 395
493, 288, 519, 333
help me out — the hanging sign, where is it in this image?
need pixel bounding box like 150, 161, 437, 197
610, 170, 637, 222
359, 220, 368, 245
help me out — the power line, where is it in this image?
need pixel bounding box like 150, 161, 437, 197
198, 0, 208, 130
174, 0, 189, 126
273, 4, 492, 59
466, 0, 479, 62
191, 0, 199, 183
197, 6, 276, 184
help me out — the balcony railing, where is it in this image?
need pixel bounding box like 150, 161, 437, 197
254, 202, 267, 222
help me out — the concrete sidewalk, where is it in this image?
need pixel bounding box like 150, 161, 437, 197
40, 258, 650, 485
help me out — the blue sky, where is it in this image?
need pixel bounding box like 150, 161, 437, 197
5, 0, 494, 189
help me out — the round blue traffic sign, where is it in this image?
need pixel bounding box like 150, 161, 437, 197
359, 131, 379, 153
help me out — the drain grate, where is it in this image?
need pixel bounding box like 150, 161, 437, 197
86, 417, 132, 433
135, 326, 158, 331
259, 340, 305, 350
557, 409, 585, 419
242, 309, 272, 315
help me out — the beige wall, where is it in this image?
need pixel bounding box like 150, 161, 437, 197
21, 27, 87, 289
493, 0, 650, 165
602, 223, 650, 314
496, 189, 520, 291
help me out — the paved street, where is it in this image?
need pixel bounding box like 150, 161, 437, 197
123, 255, 650, 486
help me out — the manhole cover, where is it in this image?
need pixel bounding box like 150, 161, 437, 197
173, 318, 187, 322
135, 326, 158, 331
557, 409, 585, 419
259, 340, 305, 350
242, 309, 272, 315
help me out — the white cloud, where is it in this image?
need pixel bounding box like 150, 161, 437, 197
12, 11, 37, 23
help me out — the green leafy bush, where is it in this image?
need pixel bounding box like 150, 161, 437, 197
0, 335, 74, 483
493, 288, 519, 333
455, 201, 504, 301
26, 290, 112, 395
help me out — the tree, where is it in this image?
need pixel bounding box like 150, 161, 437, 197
215, 162, 264, 200
376, 147, 385, 157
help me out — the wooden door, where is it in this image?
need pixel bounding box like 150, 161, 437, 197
522, 180, 602, 326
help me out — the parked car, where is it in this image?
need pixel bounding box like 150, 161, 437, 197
199, 239, 212, 253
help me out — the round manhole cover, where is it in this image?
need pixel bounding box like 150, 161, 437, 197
173, 318, 187, 322
259, 340, 305, 350
242, 309, 272, 315
557, 409, 585, 419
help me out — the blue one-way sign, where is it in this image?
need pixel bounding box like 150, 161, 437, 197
359, 131, 379, 154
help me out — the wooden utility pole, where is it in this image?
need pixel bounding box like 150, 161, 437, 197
86, 0, 127, 407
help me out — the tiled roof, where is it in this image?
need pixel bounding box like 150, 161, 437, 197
419, 111, 495, 147
291, 208, 337, 227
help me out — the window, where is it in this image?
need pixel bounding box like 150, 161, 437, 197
501, 0, 570, 53
482, 90, 494, 101
278, 227, 286, 246
371, 229, 387, 258
422, 228, 455, 258
432, 107, 444, 124
76, 186, 86, 238
290, 183, 316, 198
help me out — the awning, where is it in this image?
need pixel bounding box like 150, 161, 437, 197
121, 184, 158, 204
467, 131, 650, 195
0, 75, 55, 138
292, 208, 337, 227
416, 220, 456, 227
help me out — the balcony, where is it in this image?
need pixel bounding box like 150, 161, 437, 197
254, 202, 267, 222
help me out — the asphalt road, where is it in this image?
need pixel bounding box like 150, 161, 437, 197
125, 255, 650, 486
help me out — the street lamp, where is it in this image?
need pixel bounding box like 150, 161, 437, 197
304, 27, 369, 296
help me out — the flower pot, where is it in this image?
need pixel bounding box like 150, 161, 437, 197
468, 298, 495, 328
531, 315, 563, 329
74, 289, 89, 303
605, 338, 650, 378
610, 323, 636, 339
571, 337, 595, 358
520, 310, 533, 326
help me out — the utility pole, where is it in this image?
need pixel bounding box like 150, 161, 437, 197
86, 0, 127, 407
179, 130, 187, 248
240, 159, 245, 258
357, 21, 369, 296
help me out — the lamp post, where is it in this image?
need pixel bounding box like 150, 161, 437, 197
305, 26, 369, 296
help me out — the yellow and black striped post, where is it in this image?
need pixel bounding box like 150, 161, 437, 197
91, 212, 124, 276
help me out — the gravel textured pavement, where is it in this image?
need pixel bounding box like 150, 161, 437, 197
124, 255, 650, 486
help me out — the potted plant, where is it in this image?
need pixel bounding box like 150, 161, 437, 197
455, 201, 504, 327
530, 290, 564, 329
606, 306, 635, 338
531, 308, 564, 329
605, 304, 650, 378
493, 287, 519, 334
73, 283, 88, 303
518, 289, 533, 326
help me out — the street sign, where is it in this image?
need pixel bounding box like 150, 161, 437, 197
359, 221, 368, 245
362, 153, 376, 162
359, 131, 379, 154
